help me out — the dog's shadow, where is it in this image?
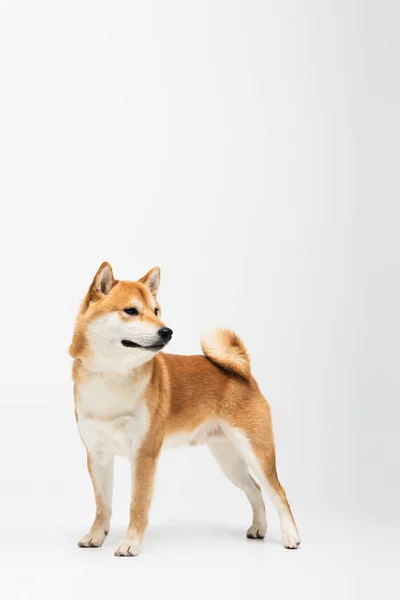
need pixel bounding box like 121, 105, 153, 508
108, 522, 282, 547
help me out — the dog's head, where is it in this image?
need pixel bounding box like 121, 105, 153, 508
70, 262, 172, 372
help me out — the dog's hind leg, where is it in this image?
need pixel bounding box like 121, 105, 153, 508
222, 421, 301, 549
208, 438, 267, 539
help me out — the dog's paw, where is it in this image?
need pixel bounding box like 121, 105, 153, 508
282, 523, 301, 549
114, 537, 141, 557
246, 523, 267, 539
78, 529, 108, 548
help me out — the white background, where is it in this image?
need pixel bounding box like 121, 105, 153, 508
0, 1, 399, 598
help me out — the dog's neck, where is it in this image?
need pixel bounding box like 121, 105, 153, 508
77, 354, 154, 381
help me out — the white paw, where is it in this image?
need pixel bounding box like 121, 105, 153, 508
282, 523, 301, 549
78, 529, 108, 548
114, 537, 141, 557
246, 523, 267, 539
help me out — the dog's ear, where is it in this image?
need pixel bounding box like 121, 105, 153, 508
84, 262, 116, 309
139, 267, 160, 297
91, 262, 115, 296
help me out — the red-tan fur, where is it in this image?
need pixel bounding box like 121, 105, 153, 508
71, 263, 300, 556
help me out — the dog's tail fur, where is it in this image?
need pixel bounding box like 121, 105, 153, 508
201, 329, 251, 380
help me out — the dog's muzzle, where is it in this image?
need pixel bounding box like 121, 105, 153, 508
121, 327, 173, 351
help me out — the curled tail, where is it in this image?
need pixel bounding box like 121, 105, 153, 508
201, 329, 251, 380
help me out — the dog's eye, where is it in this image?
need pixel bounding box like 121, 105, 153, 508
154, 308, 159, 316
124, 307, 139, 316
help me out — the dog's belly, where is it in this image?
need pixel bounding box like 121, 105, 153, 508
162, 421, 224, 450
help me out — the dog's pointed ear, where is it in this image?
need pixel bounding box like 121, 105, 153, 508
92, 262, 115, 296
84, 262, 116, 308
139, 267, 160, 297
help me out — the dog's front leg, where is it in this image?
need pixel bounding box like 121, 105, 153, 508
78, 452, 114, 548
114, 448, 159, 557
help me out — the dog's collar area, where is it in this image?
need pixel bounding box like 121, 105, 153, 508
121, 339, 165, 351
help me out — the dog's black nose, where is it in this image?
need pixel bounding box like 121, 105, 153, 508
158, 327, 173, 342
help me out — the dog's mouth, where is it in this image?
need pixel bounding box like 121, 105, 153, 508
121, 339, 166, 351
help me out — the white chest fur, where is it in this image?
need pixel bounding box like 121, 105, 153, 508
76, 371, 150, 462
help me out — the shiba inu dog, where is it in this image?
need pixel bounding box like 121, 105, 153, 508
70, 262, 300, 557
